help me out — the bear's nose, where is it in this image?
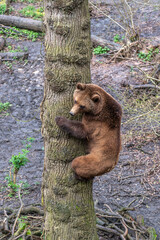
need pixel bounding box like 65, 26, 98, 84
69, 111, 74, 116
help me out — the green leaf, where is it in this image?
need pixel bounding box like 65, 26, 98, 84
26, 229, 32, 235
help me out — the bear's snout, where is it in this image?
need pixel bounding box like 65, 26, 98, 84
69, 111, 74, 116
69, 105, 79, 116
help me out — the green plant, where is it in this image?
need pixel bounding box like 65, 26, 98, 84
0, 4, 6, 14
19, 5, 44, 20
6, 137, 35, 195
18, 28, 41, 41
7, 45, 23, 53
5, 61, 13, 69
0, 102, 12, 113
138, 48, 159, 62
130, 66, 134, 72
6, 45, 28, 53
5, 175, 19, 195
10, 149, 30, 173
148, 227, 157, 240
114, 34, 121, 43
15, 218, 31, 237
93, 46, 110, 55
24, 46, 28, 52
0, 3, 14, 14
0, 26, 43, 41
113, 34, 124, 43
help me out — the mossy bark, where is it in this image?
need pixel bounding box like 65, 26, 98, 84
41, 0, 99, 239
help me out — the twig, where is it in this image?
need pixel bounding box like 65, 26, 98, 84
107, 41, 139, 63
89, 1, 126, 31
132, 0, 160, 6
3, 209, 9, 232
13, 229, 27, 240
132, 221, 138, 240
0, 233, 10, 240
127, 199, 136, 207
26, 215, 43, 219
96, 204, 150, 239
122, 103, 160, 125
136, 66, 160, 82
11, 184, 23, 236
121, 218, 128, 237
132, 147, 152, 155
129, 84, 160, 90
120, 174, 142, 180
104, 203, 114, 213
96, 224, 122, 236
124, 0, 135, 31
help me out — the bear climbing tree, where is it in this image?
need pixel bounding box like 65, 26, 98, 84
56, 83, 122, 179
40, 0, 99, 239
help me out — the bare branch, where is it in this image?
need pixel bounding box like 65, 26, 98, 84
11, 184, 23, 237
89, 1, 126, 31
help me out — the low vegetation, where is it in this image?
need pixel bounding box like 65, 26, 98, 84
19, 5, 44, 20
93, 45, 110, 55
0, 3, 13, 14
0, 101, 12, 113
0, 26, 43, 41
5, 137, 35, 196
138, 48, 159, 62
113, 34, 124, 43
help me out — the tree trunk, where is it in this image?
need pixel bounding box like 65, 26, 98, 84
5, 0, 10, 15
40, 0, 99, 239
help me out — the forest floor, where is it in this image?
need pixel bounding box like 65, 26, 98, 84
0, 0, 159, 239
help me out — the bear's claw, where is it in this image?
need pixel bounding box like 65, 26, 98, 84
55, 116, 65, 126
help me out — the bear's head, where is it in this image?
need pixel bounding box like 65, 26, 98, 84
69, 83, 104, 116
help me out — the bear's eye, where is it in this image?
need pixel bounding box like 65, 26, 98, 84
80, 105, 85, 109
93, 97, 99, 103
92, 94, 100, 103
74, 100, 77, 104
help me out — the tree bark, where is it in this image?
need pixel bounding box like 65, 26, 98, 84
40, 0, 99, 239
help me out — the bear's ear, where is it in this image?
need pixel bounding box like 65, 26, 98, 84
76, 83, 86, 91
91, 94, 100, 103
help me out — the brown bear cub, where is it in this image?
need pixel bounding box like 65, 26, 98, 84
55, 83, 122, 179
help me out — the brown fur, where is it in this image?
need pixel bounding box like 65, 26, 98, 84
55, 83, 122, 179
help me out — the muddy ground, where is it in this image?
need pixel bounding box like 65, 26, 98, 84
0, 0, 160, 239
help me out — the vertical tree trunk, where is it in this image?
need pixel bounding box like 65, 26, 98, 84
41, 0, 99, 239
5, 0, 11, 15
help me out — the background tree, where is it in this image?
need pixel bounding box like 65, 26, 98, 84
40, 0, 99, 239
5, 0, 11, 15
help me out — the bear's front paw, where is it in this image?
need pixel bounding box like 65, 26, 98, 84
55, 116, 66, 127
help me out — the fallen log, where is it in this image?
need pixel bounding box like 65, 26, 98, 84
91, 34, 121, 50
0, 15, 43, 32
0, 52, 28, 60
0, 15, 120, 50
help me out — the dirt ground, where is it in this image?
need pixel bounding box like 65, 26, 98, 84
0, 0, 160, 239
